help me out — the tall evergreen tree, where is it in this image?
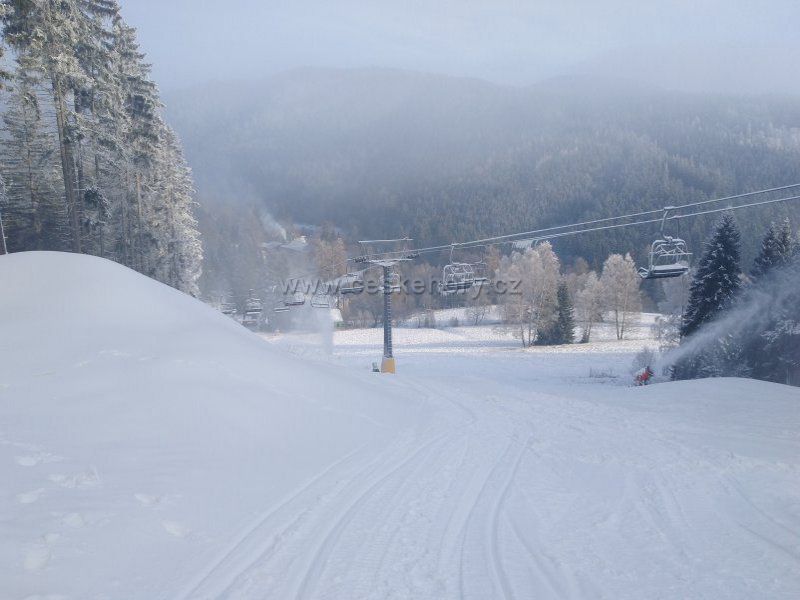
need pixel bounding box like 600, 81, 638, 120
1, 0, 203, 294
0, 54, 69, 251
3, 0, 89, 251
751, 218, 793, 281
680, 214, 742, 338
744, 220, 797, 382
554, 281, 576, 345
0, 174, 8, 254
759, 254, 800, 386
674, 214, 742, 380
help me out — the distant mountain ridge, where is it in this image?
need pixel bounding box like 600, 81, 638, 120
165, 67, 800, 267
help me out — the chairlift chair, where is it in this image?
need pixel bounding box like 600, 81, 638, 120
440, 247, 490, 295
242, 292, 263, 327
638, 207, 692, 280
638, 236, 691, 279
282, 291, 306, 307
244, 297, 263, 314
339, 272, 365, 295
311, 293, 332, 309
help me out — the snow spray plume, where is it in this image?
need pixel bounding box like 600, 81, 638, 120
259, 208, 287, 241
657, 263, 799, 373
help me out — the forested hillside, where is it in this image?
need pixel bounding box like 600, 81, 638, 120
0, 0, 201, 295
167, 68, 800, 276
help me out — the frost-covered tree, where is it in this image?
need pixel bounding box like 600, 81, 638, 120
599, 253, 641, 340
0, 0, 203, 294
743, 220, 797, 382
759, 259, 800, 385
498, 242, 560, 347
147, 126, 202, 295
0, 55, 68, 251
575, 271, 603, 343
0, 3, 9, 87
0, 174, 8, 254
680, 214, 741, 339
673, 214, 742, 380
751, 218, 793, 282
311, 235, 347, 283
3, 0, 89, 251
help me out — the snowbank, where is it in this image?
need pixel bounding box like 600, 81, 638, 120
0, 252, 416, 598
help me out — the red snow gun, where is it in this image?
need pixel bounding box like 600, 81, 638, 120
635, 366, 654, 386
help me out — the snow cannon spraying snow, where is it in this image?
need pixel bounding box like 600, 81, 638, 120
634, 366, 655, 386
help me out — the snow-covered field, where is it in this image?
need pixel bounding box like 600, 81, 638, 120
2, 252, 799, 599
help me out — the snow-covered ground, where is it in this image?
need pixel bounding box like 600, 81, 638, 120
2, 252, 799, 599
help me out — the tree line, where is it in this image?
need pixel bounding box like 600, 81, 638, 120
0, 0, 201, 295
167, 68, 800, 298
672, 216, 799, 386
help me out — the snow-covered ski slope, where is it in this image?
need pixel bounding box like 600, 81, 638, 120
2, 252, 799, 599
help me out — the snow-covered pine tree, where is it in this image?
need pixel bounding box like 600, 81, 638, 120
0, 53, 69, 251
110, 16, 164, 275
746, 220, 798, 384
674, 213, 742, 380
554, 281, 575, 344
0, 3, 8, 88
69, 0, 126, 255
2, 0, 90, 252
751, 218, 793, 281
759, 255, 800, 385
0, 174, 7, 254
0, 0, 202, 293
680, 214, 741, 338
149, 125, 202, 295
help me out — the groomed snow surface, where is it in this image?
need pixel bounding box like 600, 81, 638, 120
2, 252, 799, 600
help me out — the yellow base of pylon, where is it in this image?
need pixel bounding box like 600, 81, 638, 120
381, 357, 396, 374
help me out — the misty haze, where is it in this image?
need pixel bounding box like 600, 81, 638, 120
1, 2, 799, 599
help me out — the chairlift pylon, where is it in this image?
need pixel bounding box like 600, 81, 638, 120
381, 270, 402, 293
638, 207, 692, 280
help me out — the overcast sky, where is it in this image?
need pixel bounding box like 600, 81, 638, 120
120, 0, 800, 94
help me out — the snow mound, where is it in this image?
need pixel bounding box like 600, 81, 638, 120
0, 252, 414, 598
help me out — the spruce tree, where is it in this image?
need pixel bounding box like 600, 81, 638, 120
0, 5, 8, 88
681, 214, 741, 338
751, 218, 793, 281
748, 222, 798, 384
0, 54, 69, 251
554, 281, 575, 345
759, 256, 800, 385
1, 1, 202, 294
3, 0, 89, 252
0, 174, 7, 254
674, 214, 742, 380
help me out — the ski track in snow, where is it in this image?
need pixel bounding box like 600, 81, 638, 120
168, 349, 800, 600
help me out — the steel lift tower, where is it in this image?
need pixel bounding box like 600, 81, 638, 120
354, 239, 418, 373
